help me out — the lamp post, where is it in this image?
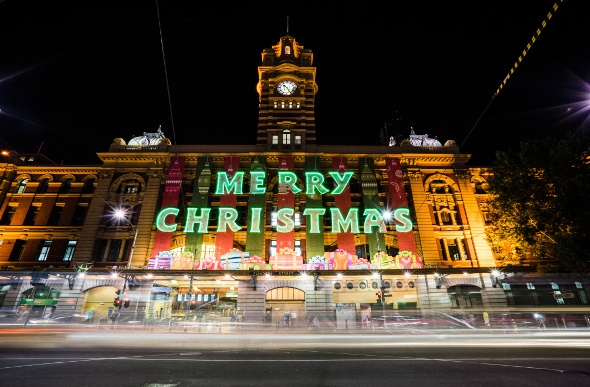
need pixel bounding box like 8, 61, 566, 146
113, 208, 138, 269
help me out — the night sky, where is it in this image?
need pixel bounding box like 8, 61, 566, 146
1, 1, 589, 166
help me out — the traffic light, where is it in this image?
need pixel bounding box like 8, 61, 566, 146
190, 299, 196, 310
376, 291, 382, 302
114, 289, 121, 307
123, 298, 130, 308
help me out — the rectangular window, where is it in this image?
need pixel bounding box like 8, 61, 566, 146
63, 240, 77, 261
282, 132, 291, 145
272, 135, 279, 145
24, 205, 41, 226
72, 205, 87, 226
295, 135, 302, 145
38, 240, 52, 261
95, 239, 108, 262
0, 205, 17, 225
288, 101, 293, 108
8, 239, 26, 261
273, 101, 278, 108
107, 240, 122, 262
124, 185, 136, 194
48, 205, 64, 226
281, 101, 285, 108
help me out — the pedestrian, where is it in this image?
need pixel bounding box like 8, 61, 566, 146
110, 310, 119, 324
307, 316, 312, 330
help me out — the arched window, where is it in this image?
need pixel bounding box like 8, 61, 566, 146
14, 178, 28, 193
37, 178, 50, 194
428, 179, 460, 226
59, 178, 73, 194
284, 46, 291, 55
82, 178, 95, 194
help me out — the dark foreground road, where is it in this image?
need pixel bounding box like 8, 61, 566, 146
1, 328, 589, 386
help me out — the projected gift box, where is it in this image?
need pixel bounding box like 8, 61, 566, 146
371, 252, 397, 269
395, 250, 423, 269
301, 256, 333, 270
271, 247, 303, 270
324, 249, 358, 271
171, 253, 194, 270
239, 255, 271, 270
194, 256, 224, 270
147, 251, 174, 269
221, 249, 250, 270
348, 257, 373, 270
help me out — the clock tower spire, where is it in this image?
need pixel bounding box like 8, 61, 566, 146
256, 33, 318, 151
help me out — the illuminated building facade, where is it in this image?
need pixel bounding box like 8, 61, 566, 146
0, 33, 586, 326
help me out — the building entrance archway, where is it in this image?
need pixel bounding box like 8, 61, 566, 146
265, 286, 305, 327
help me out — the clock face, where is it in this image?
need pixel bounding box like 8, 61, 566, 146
276, 80, 297, 95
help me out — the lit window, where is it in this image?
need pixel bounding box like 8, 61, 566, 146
272, 135, 279, 145
288, 101, 293, 108
38, 240, 52, 261
295, 135, 302, 145
282, 130, 291, 145
281, 101, 285, 108
273, 101, 278, 108
15, 178, 28, 194
63, 240, 77, 261
296, 102, 300, 108
285, 46, 291, 55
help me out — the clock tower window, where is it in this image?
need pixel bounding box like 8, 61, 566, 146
281, 101, 285, 108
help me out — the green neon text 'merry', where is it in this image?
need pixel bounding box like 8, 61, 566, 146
214, 170, 354, 196
155, 207, 412, 234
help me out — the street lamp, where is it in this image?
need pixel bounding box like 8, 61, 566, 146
113, 208, 138, 269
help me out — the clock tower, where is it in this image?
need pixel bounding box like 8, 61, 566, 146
256, 34, 318, 151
